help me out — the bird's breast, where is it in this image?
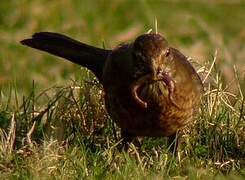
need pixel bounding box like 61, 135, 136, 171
104, 75, 200, 137
139, 80, 169, 109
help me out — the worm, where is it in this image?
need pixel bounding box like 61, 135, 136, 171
131, 72, 179, 109
131, 74, 151, 109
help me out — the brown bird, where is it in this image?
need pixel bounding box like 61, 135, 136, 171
21, 32, 203, 153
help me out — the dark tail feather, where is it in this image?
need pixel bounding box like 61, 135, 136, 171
20, 32, 111, 82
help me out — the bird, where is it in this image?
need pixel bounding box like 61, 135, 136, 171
21, 32, 203, 153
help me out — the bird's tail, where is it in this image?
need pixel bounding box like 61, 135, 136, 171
21, 32, 111, 82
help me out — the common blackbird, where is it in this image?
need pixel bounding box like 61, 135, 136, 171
21, 32, 203, 152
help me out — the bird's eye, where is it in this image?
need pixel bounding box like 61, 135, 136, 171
164, 48, 170, 57
135, 51, 143, 58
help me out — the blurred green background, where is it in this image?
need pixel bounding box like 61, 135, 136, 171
0, 0, 244, 95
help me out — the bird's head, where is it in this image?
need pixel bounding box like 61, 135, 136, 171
132, 33, 171, 80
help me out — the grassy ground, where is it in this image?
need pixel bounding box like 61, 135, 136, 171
0, 0, 244, 179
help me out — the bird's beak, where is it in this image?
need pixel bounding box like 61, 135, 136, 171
134, 58, 158, 80
148, 58, 158, 79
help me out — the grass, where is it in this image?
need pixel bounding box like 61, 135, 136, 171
0, 0, 244, 179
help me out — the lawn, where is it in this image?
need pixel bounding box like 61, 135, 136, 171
0, 0, 244, 179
